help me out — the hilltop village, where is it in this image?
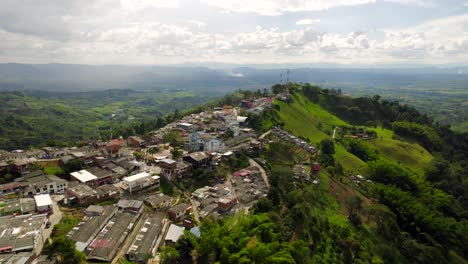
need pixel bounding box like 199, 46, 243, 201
0, 90, 322, 263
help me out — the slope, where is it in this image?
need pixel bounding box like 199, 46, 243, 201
271, 92, 433, 176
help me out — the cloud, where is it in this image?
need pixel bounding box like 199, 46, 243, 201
0, 0, 466, 65
188, 20, 207, 28
296, 19, 321, 25
200, 0, 435, 16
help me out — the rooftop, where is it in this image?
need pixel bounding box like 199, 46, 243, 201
34, 194, 52, 207
165, 224, 184, 243
70, 170, 97, 183
123, 172, 151, 182
126, 212, 164, 261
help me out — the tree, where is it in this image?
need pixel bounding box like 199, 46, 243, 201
63, 159, 83, 174
320, 139, 335, 155
45, 237, 85, 264
163, 131, 183, 147
160, 246, 180, 264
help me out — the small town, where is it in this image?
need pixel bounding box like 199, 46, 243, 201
0, 92, 318, 264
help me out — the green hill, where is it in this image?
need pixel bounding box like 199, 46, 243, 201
271, 92, 433, 176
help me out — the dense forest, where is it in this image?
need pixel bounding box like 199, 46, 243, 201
161, 83, 467, 264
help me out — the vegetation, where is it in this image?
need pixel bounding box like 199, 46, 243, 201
44, 236, 86, 264
169, 83, 467, 263
0, 90, 214, 150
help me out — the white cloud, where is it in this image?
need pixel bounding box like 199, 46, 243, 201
188, 20, 206, 28
0, 0, 466, 65
296, 19, 321, 25
200, 0, 434, 16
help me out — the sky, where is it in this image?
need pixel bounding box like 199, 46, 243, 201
0, 0, 468, 66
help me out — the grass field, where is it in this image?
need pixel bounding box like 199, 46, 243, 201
272, 92, 432, 176
334, 144, 367, 174
274, 93, 346, 144
367, 127, 433, 175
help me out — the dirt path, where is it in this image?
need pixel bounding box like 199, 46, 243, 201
248, 158, 270, 188
259, 130, 272, 140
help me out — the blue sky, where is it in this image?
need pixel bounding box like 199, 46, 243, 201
0, 0, 467, 65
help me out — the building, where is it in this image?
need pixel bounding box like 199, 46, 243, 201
0, 214, 47, 253
217, 196, 238, 212
11, 160, 30, 176
183, 152, 211, 169
86, 211, 140, 262
159, 159, 191, 181
144, 194, 173, 209
70, 167, 114, 187
126, 212, 164, 263
34, 194, 53, 214
122, 172, 159, 193
164, 224, 185, 246
117, 199, 143, 213
22, 174, 68, 196
67, 205, 117, 252
128, 136, 145, 147
176, 123, 193, 132
0, 198, 35, 216
168, 203, 191, 221
66, 184, 120, 206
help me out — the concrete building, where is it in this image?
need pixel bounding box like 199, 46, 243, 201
34, 194, 53, 214
126, 212, 164, 263
0, 214, 47, 253
122, 172, 159, 193
67, 205, 117, 252
86, 211, 140, 262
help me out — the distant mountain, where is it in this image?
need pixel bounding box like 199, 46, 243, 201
1, 63, 467, 93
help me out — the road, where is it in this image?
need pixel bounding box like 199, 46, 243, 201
248, 158, 270, 188
35, 195, 63, 255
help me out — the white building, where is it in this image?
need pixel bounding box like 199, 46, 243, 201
34, 194, 53, 214
122, 172, 160, 193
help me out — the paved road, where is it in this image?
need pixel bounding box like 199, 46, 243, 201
36, 195, 63, 255
248, 158, 270, 188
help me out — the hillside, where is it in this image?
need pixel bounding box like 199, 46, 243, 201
171, 85, 467, 264
272, 92, 433, 176
0, 90, 214, 150
250, 84, 468, 263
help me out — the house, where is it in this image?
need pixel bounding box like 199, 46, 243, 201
22, 174, 68, 196
164, 224, 185, 246
34, 194, 53, 214
85, 205, 105, 216
168, 203, 191, 221
312, 162, 320, 174
217, 196, 238, 212
176, 123, 193, 132
11, 160, 30, 176
70, 167, 114, 187
145, 194, 173, 209
183, 152, 211, 169
159, 159, 191, 181
66, 184, 120, 206
122, 172, 159, 193
117, 199, 143, 213
128, 136, 145, 147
